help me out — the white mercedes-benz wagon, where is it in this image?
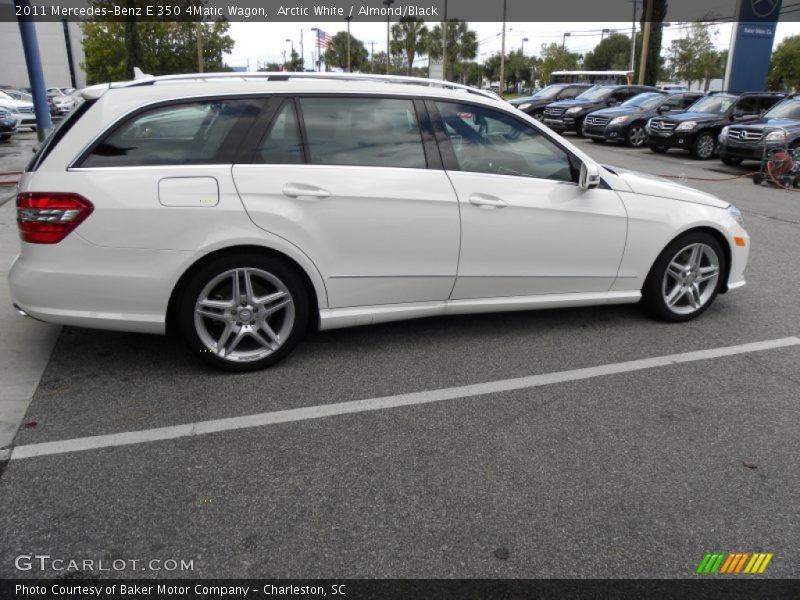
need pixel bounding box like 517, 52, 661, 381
9, 73, 749, 371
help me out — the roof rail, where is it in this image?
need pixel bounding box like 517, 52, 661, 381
707, 90, 786, 96
111, 71, 503, 102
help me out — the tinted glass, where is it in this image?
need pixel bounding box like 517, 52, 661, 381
764, 98, 800, 120
81, 99, 260, 168
435, 101, 573, 182
621, 93, 665, 108
253, 100, 304, 164
577, 86, 613, 101
299, 97, 425, 169
734, 97, 759, 115
662, 95, 686, 110
688, 95, 737, 114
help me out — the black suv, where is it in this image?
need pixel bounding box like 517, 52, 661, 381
542, 85, 659, 136
718, 94, 800, 165
510, 84, 594, 121
583, 91, 703, 147
646, 91, 785, 159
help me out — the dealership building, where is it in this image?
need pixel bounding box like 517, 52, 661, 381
0, 21, 86, 89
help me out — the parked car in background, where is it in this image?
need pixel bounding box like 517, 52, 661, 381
0, 90, 36, 129
646, 91, 785, 159
0, 106, 18, 142
510, 83, 594, 121
9, 73, 749, 372
2, 88, 60, 117
543, 84, 659, 136
718, 94, 800, 165
584, 91, 703, 147
47, 88, 79, 114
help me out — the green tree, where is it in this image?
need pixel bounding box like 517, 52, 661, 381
667, 22, 725, 90
285, 48, 304, 72
426, 20, 478, 81
538, 43, 581, 85
768, 35, 800, 90
82, 21, 234, 84
323, 31, 369, 71
584, 33, 631, 71
391, 17, 429, 76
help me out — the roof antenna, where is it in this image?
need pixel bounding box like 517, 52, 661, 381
133, 67, 153, 80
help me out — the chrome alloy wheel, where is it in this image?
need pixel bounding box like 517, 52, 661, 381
661, 243, 720, 315
695, 134, 716, 159
193, 268, 295, 362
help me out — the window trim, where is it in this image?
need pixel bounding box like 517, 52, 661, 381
426, 98, 583, 184
236, 97, 308, 166
70, 95, 270, 170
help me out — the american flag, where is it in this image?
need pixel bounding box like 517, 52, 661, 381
315, 29, 332, 49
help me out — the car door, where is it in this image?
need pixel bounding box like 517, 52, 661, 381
232, 95, 460, 309
429, 100, 627, 300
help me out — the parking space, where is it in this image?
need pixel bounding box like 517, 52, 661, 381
1, 129, 799, 578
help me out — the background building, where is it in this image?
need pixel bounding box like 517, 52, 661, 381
0, 21, 86, 89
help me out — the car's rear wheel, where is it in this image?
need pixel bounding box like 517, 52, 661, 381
176, 253, 310, 372
642, 232, 726, 322
649, 143, 669, 154
591, 138, 606, 144
532, 112, 544, 122
691, 132, 717, 160
626, 124, 647, 148
721, 156, 743, 166
576, 118, 586, 137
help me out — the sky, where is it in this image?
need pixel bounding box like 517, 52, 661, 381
224, 20, 800, 72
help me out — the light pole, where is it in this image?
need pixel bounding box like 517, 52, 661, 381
499, 0, 507, 97
561, 32, 571, 51
629, 0, 637, 72
601, 28, 610, 41
345, 17, 352, 72
311, 27, 320, 71
521, 37, 529, 55
383, 0, 394, 74
285, 38, 294, 69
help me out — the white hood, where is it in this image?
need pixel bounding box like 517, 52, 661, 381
606, 165, 729, 209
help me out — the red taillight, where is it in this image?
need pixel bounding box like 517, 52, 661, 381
17, 192, 94, 244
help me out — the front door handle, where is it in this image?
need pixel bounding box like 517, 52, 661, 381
282, 183, 330, 199
469, 193, 508, 208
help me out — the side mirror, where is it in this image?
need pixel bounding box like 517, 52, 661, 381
579, 161, 601, 190
657, 105, 670, 114
607, 98, 619, 106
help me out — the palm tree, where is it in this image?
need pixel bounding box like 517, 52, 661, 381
426, 20, 478, 81
391, 17, 429, 76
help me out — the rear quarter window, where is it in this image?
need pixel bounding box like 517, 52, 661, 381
78, 98, 262, 168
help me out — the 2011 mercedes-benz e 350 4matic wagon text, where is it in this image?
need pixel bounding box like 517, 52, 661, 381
9, 73, 749, 371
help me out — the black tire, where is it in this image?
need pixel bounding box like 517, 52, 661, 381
575, 118, 586, 138
642, 231, 726, 323
0, 134, 10, 143
691, 131, 717, 160
721, 155, 743, 166
649, 143, 669, 154
591, 138, 606, 144
626, 123, 647, 148
176, 252, 311, 372
532, 112, 544, 122
753, 174, 763, 185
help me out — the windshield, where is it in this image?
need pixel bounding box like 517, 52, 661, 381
764, 99, 800, 120
531, 85, 567, 100
621, 92, 666, 109
687, 95, 737, 115
576, 86, 612, 101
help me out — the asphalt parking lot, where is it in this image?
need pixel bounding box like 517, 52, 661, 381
0, 129, 799, 579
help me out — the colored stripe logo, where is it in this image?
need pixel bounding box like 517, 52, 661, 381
696, 552, 773, 574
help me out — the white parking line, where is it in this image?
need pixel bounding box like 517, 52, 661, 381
9, 336, 800, 461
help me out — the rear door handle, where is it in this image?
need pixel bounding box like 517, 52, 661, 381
282, 184, 330, 199
469, 193, 508, 208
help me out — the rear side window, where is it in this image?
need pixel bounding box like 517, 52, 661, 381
253, 100, 304, 164
298, 97, 426, 169
79, 98, 261, 168
28, 99, 95, 172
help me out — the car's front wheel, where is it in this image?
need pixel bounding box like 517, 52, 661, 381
691, 132, 717, 160
721, 156, 744, 166
649, 143, 669, 154
642, 232, 726, 322
626, 123, 647, 148
176, 253, 310, 372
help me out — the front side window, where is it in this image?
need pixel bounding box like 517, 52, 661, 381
299, 97, 426, 169
688, 95, 737, 115
435, 101, 574, 182
80, 98, 261, 168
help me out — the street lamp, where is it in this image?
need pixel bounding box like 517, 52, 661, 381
521, 37, 529, 55
383, 0, 395, 74
561, 32, 571, 51
345, 16, 352, 72
285, 38, 294, 69
601, 28, 610, 41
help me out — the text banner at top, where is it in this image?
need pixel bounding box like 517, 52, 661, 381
2, 0, 789, 23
